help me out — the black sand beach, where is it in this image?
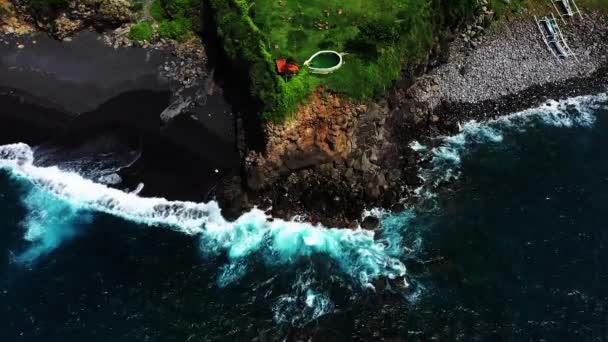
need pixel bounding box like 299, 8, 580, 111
0, 30, 239, 201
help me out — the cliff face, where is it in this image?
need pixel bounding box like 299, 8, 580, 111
228, 88, 409, 228
245, 89, 359, 190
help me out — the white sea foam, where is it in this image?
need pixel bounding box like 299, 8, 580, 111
271, 270, 335, 326
0, 143, 407, 288
415, 93, 608, 195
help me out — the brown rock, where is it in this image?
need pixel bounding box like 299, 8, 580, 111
365, 184, 381, 199
373, 173, 387, 188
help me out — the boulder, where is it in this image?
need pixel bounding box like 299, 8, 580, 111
373, 173, 387, 188
99, 0, 132, 23
361, 216, 380, 230
283, 144, 332, 171
387, 169, 402, 182
53, 15, 83, 39
355, 153, 372, 172
365, 183, 381, 199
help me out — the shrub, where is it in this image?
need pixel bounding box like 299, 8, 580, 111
357, 19, 401, 45
128, 22, 153, 41
434, 0, 478, 28
157, 18, 192, 41
271, 70, 319, 122
487, 0, 526, 19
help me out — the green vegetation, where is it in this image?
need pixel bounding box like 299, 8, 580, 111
129, 0, 144, 13
158, 17, 192, 41
252, 0, 436, 99
128, 21, 153, 41
150, 0, 166, 21
208, 0, 319, 122
129, 0, 199, 43
162, 0, 199, 17
207, 0, 483, 121
488, 0, 527, 17
140, 0, 604, 123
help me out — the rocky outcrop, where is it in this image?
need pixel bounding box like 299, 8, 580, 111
245, 89, 360, 191
10, 0, 132, 38
237, 88, 414, 227
0, 0, 33, 34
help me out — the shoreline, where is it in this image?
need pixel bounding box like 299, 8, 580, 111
0, 8, 607, 228
0, 29, 240, 202
233, 10, 608, 228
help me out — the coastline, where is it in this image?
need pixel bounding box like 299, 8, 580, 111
1, 3, 608, 340
232, 10, 608, 227
0, 6, 607, 228
0, 29, 240, 202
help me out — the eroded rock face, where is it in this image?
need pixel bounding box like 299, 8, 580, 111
239, 87, 414, 227
245, 88, 360, 191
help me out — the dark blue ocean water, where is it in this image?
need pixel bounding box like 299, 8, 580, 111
0, 95, 607, 341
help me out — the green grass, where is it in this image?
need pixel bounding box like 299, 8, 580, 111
129, 0, 197, 43
205, 0, 480, 122
158, 17, 193, 41
252, 0, 438, 99
150, 0, 166, 21
129, 21, 154, 41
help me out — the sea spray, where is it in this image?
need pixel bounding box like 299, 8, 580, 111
272, 268, 335, 326
14, 184, 93, 264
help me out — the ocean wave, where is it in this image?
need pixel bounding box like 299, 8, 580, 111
0, 143, 408, 290
414, 93, 608, 195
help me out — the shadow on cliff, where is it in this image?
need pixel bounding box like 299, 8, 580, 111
199, 0, 267, 154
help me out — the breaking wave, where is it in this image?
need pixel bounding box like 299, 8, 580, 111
0, 143, 408, 291
412, 93, 608, 196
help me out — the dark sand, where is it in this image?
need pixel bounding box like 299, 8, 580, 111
0, 30, 239, 202
0, 31, 168, 114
